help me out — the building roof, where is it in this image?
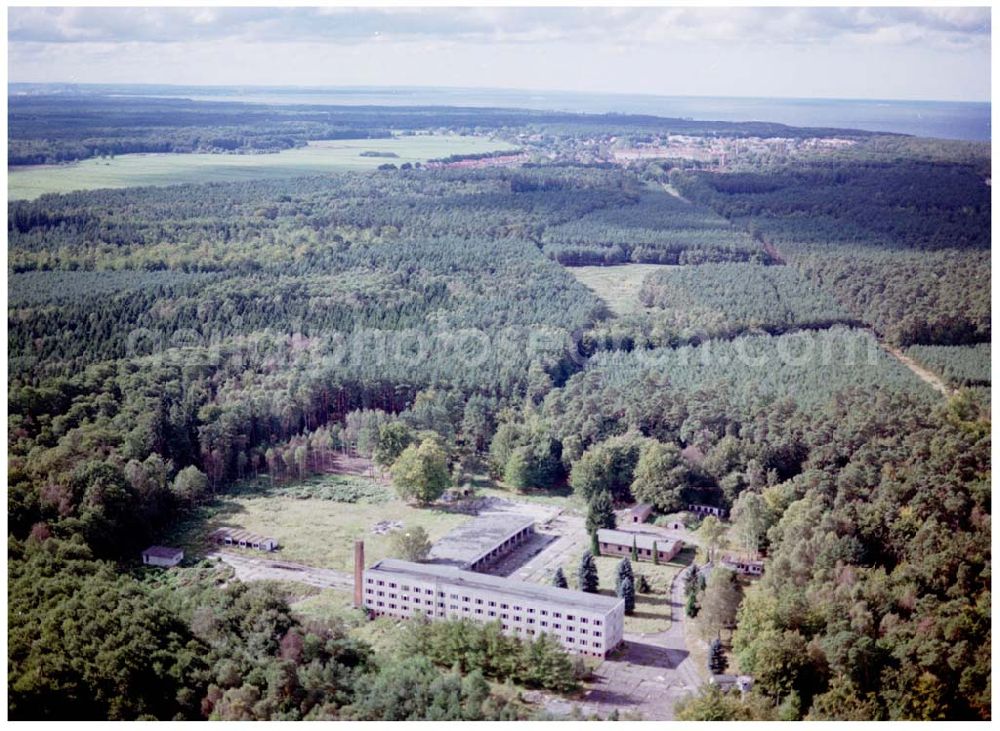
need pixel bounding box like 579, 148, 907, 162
428, 513, 535, 568
597, 529, 682, 553
142, 545, 183, 559
630, 503, 654, 519
368, 558, 623, 614
209, 528, 277, 544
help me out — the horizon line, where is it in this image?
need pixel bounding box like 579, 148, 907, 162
7, 81, 990, 107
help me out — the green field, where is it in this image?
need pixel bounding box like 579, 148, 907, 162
171, 489, 473, 571
568, 264, 678, 316
8, 134, 518, 200
554, 548, 694, 634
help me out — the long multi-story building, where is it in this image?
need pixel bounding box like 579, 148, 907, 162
362, 558, 625, 658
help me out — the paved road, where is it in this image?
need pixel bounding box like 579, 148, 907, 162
208, 551, 354, 591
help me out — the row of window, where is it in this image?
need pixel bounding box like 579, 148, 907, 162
366, 578, 603, 626
365, 588, 604, 636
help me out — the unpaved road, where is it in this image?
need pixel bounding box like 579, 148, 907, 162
883, 344, 952, 397
209, 551, 353, 590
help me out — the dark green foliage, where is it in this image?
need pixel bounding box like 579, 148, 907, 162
637, 263, 856, 338
631, 535, 639, 561
346, 658, 519, 721
617, 576, 636, 615
552, 567, 568, 589
905, 344, 991, 388
635, 573, 651, 593
397, 617, 579, 694
577, 551, 599, 593
614, 559, 634, 595
585, 490, 616, 536
570, 433, 643, 504
709, 638, 728, 675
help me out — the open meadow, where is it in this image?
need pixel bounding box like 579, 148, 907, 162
568, 264, 676, 316
8, 134, 518, 199
170, 476, 473, 572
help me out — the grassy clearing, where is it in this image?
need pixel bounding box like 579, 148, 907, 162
567, 264, 678, 316
170, 490, 472, 571
552, 547, 695, 635
9, 134, 518, 200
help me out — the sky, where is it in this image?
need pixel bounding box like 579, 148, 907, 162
7, 6, 992, 102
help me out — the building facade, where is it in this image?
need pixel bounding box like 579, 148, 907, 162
597, 528, 683, 563
688, 503, 727, 519
721, 556, 764, 576
629, 503, 653, 524
209, 528, 278, 552
362, 558, 625, 658
142, 545, 184, 567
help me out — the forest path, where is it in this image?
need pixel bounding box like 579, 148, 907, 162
881, 344, 952, 398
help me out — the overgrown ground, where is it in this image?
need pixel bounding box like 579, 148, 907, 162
169, 482, 473, 571
566, 264, 677, 316
9, 134, 518, 199
552, 548, 695, 634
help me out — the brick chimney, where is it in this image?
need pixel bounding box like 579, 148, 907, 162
353, 540, 365, 608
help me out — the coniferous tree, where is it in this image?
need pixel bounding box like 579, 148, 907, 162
617, 575, 635, 615
577, 551, 599, 593
631, 535, 639, 562
552, 567, 568, 589
585, 490, 616, 535
590, 530, 601, 557
614, 558, 633, 596
652, 540, 660, 565
709, 638, 728, 675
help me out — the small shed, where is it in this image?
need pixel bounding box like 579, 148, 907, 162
630, 503, 654, 524
142, 545, 184, 568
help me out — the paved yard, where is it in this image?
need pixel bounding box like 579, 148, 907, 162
208, 551, 353, 591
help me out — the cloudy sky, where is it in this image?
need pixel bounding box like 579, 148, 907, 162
7, 6, 992, 101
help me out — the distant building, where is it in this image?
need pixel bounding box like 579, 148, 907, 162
597, 528, 682, 563
721, 555, 764, 576
142, 545, 183, 567
629, 503, 654, 524
688, 503, 727, 519
428, 513, 534, 571
362, 557, 625, 658
209, 528, 278, 552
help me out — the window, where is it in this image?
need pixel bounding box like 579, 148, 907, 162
567, 637, 575, 643
489, 611, 497, 617
594, 631, 601, 637
528, 629, 535, 636
377, 580, 385, 587
594, 620, 602, 627
366, 578, 374, 584
501, 613, 509, 620
389, 593, 396, 599
580, 617, 588, 624
377, 601, 385, 607
476, 609, 483, 615
401, 585, 410, 591
426, 589, 433, 596
553, 612, 562, 619
462, 596, 470, 603
438, 602, 445, 608
567, 615, 575, 621
389, 583, 397, 589
579, 629, 587, 635
426, 599, 433, 606
540, 621, 548, 627
450, 594, 459, 600
488, 601, 497, 607
527, 618, 535, 625
540, 609, 548, 616
514, 616, 522, 623
527, 608, 535, 614
553, 623, 561, 630
501, 603, 509, 610
476, 598, 483, 605
593, 642, 601, 648
389, 603, 397, 609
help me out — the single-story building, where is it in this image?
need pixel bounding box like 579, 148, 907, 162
710, 674, 754, 694
209, 528, 278, 552
688, 503, 727, 519
721, 555, 764, 576
629, 503, 654, 524
142, 545, 184, 567
597, 528, 682, 563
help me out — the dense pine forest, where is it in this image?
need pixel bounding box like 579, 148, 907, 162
7, 95, 990, 721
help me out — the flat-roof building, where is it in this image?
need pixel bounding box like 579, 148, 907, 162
428, 513, 535, 571
209, 528, 278, 552
597, 528, 683, 563
363, 558, 624, 658
142, 545, 183, 567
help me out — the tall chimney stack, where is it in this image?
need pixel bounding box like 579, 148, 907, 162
353, 540, 365, 608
